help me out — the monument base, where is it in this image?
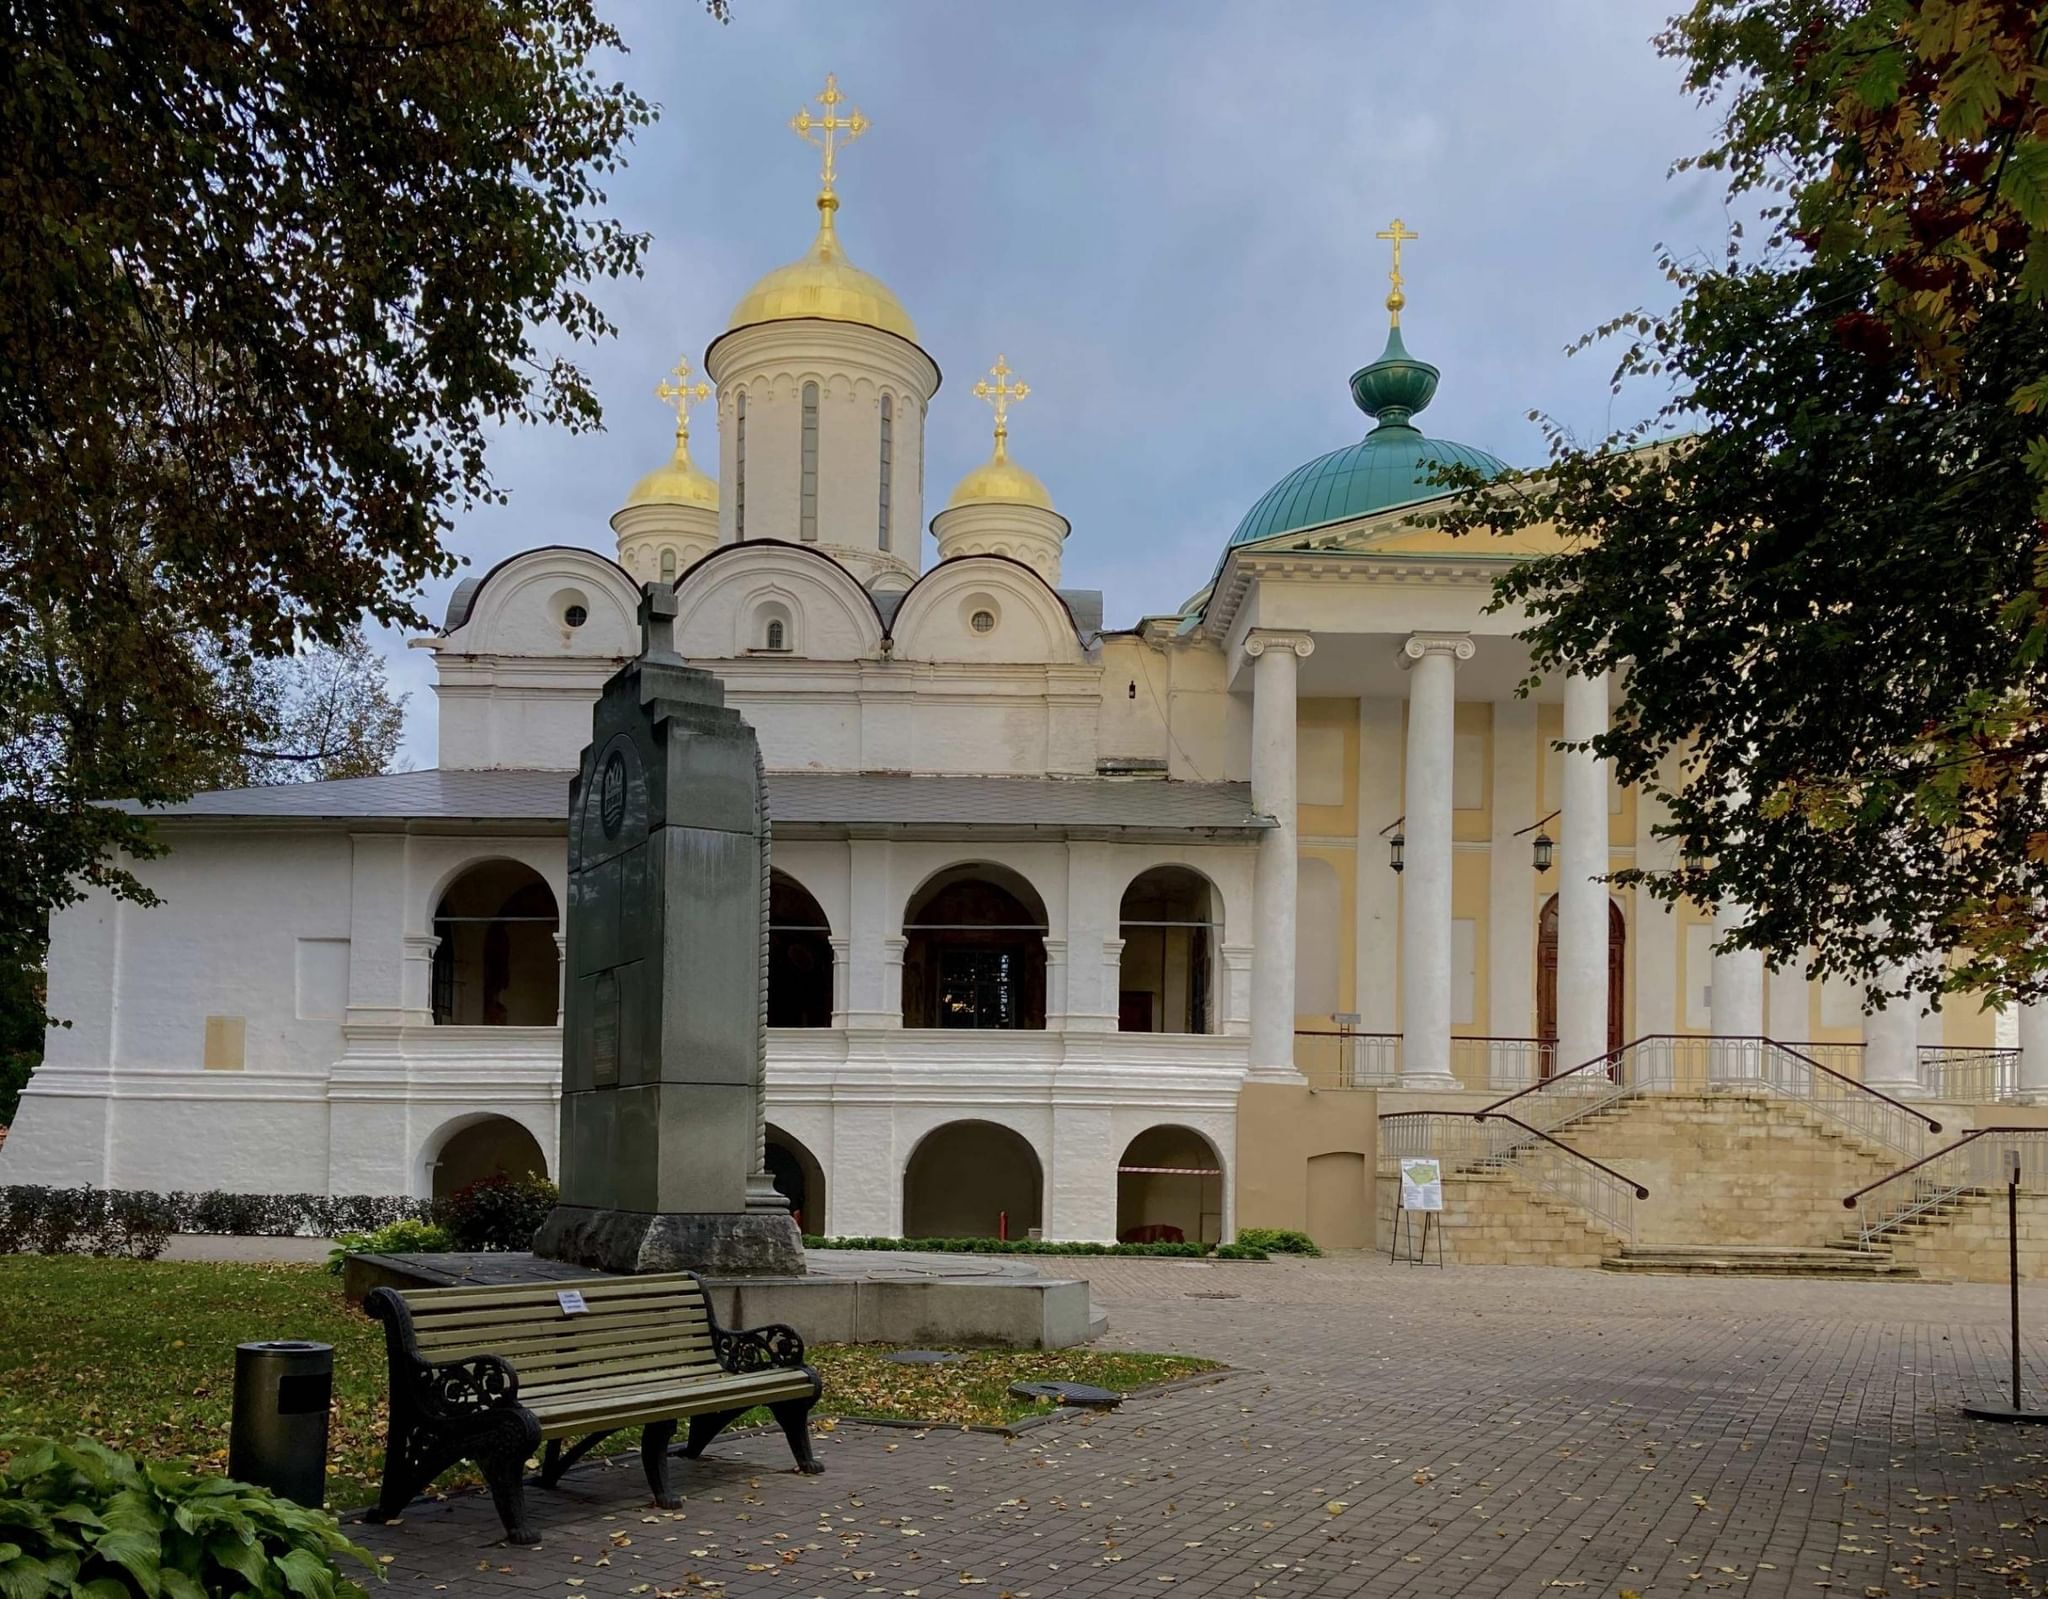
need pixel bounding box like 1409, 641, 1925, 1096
533, 1204, 806, 1277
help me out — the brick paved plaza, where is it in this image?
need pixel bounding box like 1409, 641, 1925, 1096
354, 1256, 2048, 1598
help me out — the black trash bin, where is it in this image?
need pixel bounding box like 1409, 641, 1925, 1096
228, 1340, 333, 1508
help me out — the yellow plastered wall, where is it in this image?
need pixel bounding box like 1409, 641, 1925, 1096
1296, 844, 1357, 1023
1452, 848, 1490, 1037
1296, 698, 1359, 839
1453, 702, 1493, 843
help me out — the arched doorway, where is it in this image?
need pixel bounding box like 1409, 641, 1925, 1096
1115, 1125, 1223, 1244
428, 1116, 549, 1200
1117, 868, 1217, 1034
769, 872, 834, 1027
765, 1124, 826, 1234
901, 866, 1047, 1029
432, 861, 559, 1026
902, 1121, 1043, 1240
1536, 895, 1626, 1077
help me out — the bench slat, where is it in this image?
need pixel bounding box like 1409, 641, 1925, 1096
408, 1300, 708, 1340
417, 1319, 712, 1364
527, 1372, 813, 1428
414, 1307, 707, 1353
514, 1344, 726, 1389
400, 1273, 704, 1311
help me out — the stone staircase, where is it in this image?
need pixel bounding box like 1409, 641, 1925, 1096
1603, 1242, 1915, 1278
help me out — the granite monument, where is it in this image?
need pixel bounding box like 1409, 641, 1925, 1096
532, 584, 806, 1275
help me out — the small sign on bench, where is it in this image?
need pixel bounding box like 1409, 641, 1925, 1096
556, 1290, 589, 1316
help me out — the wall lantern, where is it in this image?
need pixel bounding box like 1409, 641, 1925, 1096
1514, 810, 1560, 876
1388, 831, 1405, 874
1531, 830, 1555, 874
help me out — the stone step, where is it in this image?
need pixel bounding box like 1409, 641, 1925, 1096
1600, 1243, 1916, 1279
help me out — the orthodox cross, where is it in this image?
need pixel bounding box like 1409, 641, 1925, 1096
1375, 217, 1420, 325
972, 355, 1029, 458
654, 357, 711, 452
790, 73, 868, 200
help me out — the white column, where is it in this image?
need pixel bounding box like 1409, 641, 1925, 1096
1399, 633, 1471, 1090
1487, 698, 1539, 1078
1863, 959, 1927, 1098
1556, 672, 1611, 1075
1710, 900, 1766, 1082
1247, 630, 1313, 1080
2017, 1001, 2048, 1104
844, 841, 898, 1030
552, 931, 568, 1026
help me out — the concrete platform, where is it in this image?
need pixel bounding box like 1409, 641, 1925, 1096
340, 1248, 1106, 1349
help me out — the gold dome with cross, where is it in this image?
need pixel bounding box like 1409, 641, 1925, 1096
625, 357, 719, 509
726, 73, 919, 344
948, 355, 1054, 511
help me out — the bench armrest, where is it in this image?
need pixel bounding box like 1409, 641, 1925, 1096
365, 1286, 522, 1420
713, 1323, 808, 1373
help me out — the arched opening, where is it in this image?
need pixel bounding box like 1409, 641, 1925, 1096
1536, 895, 1627, 1077
432, 861, 559, 1026
428, 1115, 549, 1201
769, 872, 834, 1028
1118, 867, 1217, 1034
902, 1120, 1043, 1240
1116, 1125, 1223, 1244
901, 865, 1047, 1029
765, 1124, 826, 1235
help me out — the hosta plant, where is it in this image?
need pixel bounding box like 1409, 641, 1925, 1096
0, 1435, 376, 1598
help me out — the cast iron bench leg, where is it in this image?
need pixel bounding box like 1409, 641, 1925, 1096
476, 1410, 545, 1546
641, 1420, 682, 1509
682, 1407, 749, 1459
771, 1392, 825, 1474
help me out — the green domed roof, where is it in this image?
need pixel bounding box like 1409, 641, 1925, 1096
1225, 325, 1508, 551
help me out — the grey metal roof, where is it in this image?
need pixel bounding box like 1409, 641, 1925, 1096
443, 577, 483, 632
1058, 589, 1104, 638
136, 768, 1270, 839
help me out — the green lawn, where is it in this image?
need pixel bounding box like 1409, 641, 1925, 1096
0, 1257, 1215, 1503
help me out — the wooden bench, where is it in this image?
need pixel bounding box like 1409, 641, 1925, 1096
363, 1272, 823, 1544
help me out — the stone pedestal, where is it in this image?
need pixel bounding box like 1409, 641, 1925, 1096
533, 584, 804, 1277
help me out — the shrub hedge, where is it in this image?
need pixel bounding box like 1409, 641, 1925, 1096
0, 1177, 559, 1260
1233, 1226, 1323, 1257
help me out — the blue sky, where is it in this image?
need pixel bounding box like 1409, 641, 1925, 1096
382, 1, 1730, 765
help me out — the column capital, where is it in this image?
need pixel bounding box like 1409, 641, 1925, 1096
1400, 632, 1475, 667
1245, 629, 1315, 660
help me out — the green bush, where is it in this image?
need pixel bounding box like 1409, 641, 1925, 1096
0, 1188, 173, 1260
433, 1173, 557, 1252
0, 1434, 376, 1598
327, 1217, 454, 1274
1234, 1227, 1322, 1257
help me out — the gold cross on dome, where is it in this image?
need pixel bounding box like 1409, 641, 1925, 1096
972, 355, 1029, 457
790, 72, 869, 200
654, 357, 710, 447
1375, 217, 1420, 325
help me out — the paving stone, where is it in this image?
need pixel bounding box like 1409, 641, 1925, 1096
352, 1254, 2048, 1598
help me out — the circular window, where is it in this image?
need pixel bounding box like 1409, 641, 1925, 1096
970, 609, 996, 635
563, 604, 588, 629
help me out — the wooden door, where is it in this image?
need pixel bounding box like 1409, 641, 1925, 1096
1537, 895, 1626, 1076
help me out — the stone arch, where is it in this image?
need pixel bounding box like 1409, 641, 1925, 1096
672, 540, 885, 662
421, 1113, 550, 1201
902, 1120, 1043, 1240
1117, 865, 1221, 1034
431, 860, 559, 1026
765, 1123, 827, 1235
444, 545, 641, 658
1116, 1125, 1224, 1245
887, 556, 1086, 664
901, 862, 1049, 1029
769, 869, 834, 1028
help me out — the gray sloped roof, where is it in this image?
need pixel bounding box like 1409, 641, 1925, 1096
134, 768, 1270, 839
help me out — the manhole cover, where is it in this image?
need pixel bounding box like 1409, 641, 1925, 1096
1010, 1381, 1124, 1408
886, 1349, 967, 1366
1185, 1291, 1241, 1300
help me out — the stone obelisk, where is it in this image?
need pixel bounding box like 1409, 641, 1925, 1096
532, 584, 805, 1275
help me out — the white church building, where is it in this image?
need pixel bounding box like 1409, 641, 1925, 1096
0, 79, 2012, 1251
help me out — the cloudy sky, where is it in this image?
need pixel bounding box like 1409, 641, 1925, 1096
381, 1, 1730, 765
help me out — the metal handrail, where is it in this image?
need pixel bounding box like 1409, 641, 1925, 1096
1379, 1108, 1649, 1241
1841, 1125, 2048, 1245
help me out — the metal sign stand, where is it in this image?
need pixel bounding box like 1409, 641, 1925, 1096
1388, 1194, 1445, 1268
1963, 1161, 2048, 1424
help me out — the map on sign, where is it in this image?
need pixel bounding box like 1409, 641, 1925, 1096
1399, 1158, 1444, 1213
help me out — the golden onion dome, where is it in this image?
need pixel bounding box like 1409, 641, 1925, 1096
727, 196, 917, 343
948, 447, 1055, 512
625, 429, 718, 511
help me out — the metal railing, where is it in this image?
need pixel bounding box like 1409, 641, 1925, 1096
1776, 1040, 1867, 1078
1295, 1029, 1400, 1088
1918, 1046, 2020, 1103
1844, 1126, 2048, 1245
1480, 1035, 1941, 1161
1380, 1109, 1648, 1242
1448, 1036, 1548, 1090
